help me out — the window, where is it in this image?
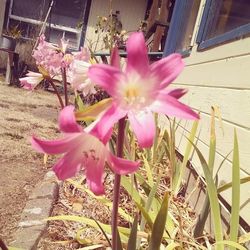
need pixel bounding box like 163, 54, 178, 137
163, 0, 201, 56
6, 0, 91, 50
197, 0, 250, 50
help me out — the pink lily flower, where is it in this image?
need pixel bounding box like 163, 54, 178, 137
19, 71, 43, 90
31, 105, 140, 195
68, 60, 96, 96
88, 32, 199, 148
72, 47, 90, 61
33, 35, 64, 76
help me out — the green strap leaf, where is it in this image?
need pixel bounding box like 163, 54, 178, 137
217, 176, 250, 193
121, 176, 143, 205
229, 130, 240, 250
174, 120, 199, 195
149, 192, 169, 250
77, 244, 104, 250
94, 219, 112, 247
46, 215, 129, 241
214, 240, 246, 250
75, 98, 112, 121
142, 154, 154, 187
191, 142, 223, 250
135, 202, 153, 229
127, 214, 138, 250
75, 93, 85, 111
208, 107, 216, 172
117, 228, 124, 250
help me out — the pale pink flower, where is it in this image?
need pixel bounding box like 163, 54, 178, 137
33, 35, 63, 76
68, 60, 96, 96
72, 47, 90, 61
62, 54, 74, 68
59, 37, 69, 54
88, 32, 199, 148
19, 71, 43, 90
31, 106, 139, 195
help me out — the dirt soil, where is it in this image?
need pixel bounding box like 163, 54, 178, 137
0, 82, 60, 244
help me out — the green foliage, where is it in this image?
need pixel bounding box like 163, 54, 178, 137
229, 130, 240, 250
173, 119, 199, 195
46, 113, 249, 249
191, 142, 224, 250
217, 176, 250, 193
127, 214, 138, 250
149, 192, 169, 250
3, 24, 22, 39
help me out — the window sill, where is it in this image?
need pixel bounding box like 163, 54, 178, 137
9, 15, 80, 33
197, 23, 250, 51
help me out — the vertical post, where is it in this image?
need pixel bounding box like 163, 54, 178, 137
5, 53, 13, 84
0, 0, 7, 36
152, 0, 170, 51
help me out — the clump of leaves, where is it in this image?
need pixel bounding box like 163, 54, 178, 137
95, 13, 127, 50
3, 24, 22, 39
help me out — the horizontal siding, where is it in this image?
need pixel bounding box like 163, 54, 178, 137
171, 33, 250, 224
176, 85, 250, 129
175, 54, 250, 89
175, 113, 250, 174
186, 37, 250, 66
85, 0, 147, 52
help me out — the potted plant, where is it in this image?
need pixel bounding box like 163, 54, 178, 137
0, 24, 22, 51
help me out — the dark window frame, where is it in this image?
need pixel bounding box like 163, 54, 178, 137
163, 0, 199, 57
4, 0, 92, 50
196, 0, 250, 50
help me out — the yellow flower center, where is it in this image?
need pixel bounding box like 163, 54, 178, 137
122, 84, 146, 109
124, 86, 139, 102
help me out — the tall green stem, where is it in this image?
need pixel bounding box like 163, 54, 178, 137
46, 78, 64, 109
61, 67, 68, 106
111, 117, 126, 250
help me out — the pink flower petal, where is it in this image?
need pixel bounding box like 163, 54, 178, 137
166, 88, 187, 99
26, 71, 43, 77
90, 104, 126, 144
20, 80, 34, 90
150, 91, 199, 119
150, 53, 184, 89
59, 105, 83, 133
85, 156, 106, 195
108, 153, 140, 174
53, 149, 82, 180
88, 64, 123, 96
31, 134, 81, 154
128, 110, 155, 148
126, 32, 149, 76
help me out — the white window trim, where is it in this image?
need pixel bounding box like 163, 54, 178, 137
9, 14, 81, 34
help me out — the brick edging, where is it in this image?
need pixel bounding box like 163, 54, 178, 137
10, 171, 59, 250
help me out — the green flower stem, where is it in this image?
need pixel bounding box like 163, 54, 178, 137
111, 117, 126, 250
46, 78, 64, 109
61, 67, 68, 106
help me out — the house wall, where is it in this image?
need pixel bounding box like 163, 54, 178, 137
172, 2, 250, 225
84, 0, 147, 52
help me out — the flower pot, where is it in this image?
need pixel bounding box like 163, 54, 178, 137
0, 35, 16, 51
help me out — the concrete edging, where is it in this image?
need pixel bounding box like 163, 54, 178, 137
10, 171, 59, 250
